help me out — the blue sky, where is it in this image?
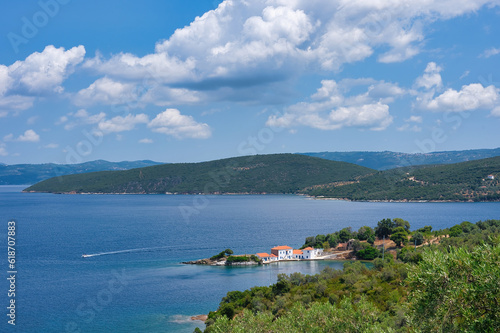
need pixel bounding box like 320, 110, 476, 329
0, 0, 499, 164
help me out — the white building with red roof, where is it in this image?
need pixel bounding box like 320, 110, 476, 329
256, 253, 271, 263
302, 247, 323, 259
293, 249, 303, 259
256, 245, 322, 262
271, 245, 293, 260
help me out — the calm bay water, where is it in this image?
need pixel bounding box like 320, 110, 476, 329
1, 185, 499, 332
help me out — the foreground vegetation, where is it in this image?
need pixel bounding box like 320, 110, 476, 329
201, 219, 500, 332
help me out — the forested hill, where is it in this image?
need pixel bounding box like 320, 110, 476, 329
6, 147, 499, 185
24, 154, 374, 194
301, 147, 500, 170
307, 156, 500, 202
0, 160, 163, 185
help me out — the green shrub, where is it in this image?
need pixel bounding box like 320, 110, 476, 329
357, 246, 380, 260
210, 251, 227, 261
390, 227, 408, 247
226, 256, 249, 263
410, 232, 424, 246
449, 225, 463, 237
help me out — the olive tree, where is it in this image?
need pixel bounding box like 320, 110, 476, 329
375, 218, 395, 238
407, 243, 500, 332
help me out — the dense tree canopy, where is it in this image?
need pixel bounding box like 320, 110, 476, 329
393, 218, 410, 233
375, 218, 395, 238
390, 227, 409, 247
407, 243, 500, 332
357, 226, 375, 241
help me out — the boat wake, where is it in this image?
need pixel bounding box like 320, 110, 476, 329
81, 246, 173, 258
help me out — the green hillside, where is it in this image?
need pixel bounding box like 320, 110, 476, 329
307, 156, 500, 201
24, 154, 374, 194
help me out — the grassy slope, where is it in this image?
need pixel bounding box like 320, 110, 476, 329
25, 154, 374, 194
307, 156, 500, 201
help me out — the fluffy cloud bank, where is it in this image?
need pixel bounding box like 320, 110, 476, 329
4, 129, 40, 143
0, 45, 85, 113
56, 108, 211, 140
148, 109, 212, 139
425, 84, 499, 112
8, 45, 85, 94
77, 0, 499, 106
414, 62, 500, 116
415, 62, 443, 90
266, 79, 398, 131
98, 114, 150, 134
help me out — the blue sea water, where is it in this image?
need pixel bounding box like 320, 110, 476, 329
0, 185, 499, 332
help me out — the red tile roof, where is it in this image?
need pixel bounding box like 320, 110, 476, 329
272, 245, 292, 250
270, 254, 278, 257
256, 253, 270, 257
303, 247, 314, 251
293, 250, 303, 254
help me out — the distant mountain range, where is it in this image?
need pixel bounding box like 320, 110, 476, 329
0, 160, 164, 185
24, 154, 373, 194
301, 148, 500, 170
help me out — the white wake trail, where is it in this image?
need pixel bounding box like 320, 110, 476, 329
82, 246, 173, 258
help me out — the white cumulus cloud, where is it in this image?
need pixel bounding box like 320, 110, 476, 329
424, 83, 499, 112
0, 65, 11, 96
8, 45, 85, 94
415, 62, 443, 90
4, 129, 40, 143
0, 45, 85, 114
75, 77, 139, 107
148, 109, 212, 139
60, 109, 106, 130
330, 103, 393, 131
79, 0, 499, 107
0, 95, 34, 112
407, 115, 423, 123
98, 114, 149, 134
266, 79, 396, 131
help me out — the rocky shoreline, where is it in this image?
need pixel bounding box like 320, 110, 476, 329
23, 190, 495, 203
191, 314, 208, 322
